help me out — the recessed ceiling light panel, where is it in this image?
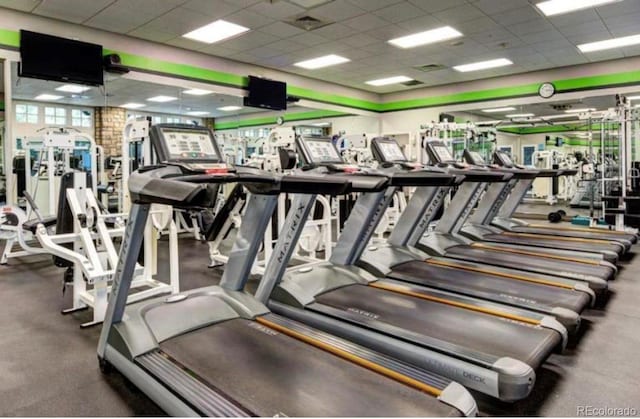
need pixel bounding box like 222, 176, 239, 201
294, 54, 350, 69
187, 111, 210, 116
217, 106, 242, 111
183, 20, 249, 44
365, 76, 413, 86
388, 26, 462, 49
578, 33, 640, 52
147, 95, 177, 103
35, 94, 63, 101
121, 103, 146, 109
56, 84, 90, 93
482, 107, 516, 113
183, 89, 213, 96
453, 58, 513, 72
536, 0, 621, 16
506, 113, 535, 118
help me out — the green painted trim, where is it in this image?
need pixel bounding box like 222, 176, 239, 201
286, 85, 381, 112
554, 70, 640, 92
104, 49, 248, 88
214, 110, 350, 130
381, 83, 540, 112
0, 28, 19, 48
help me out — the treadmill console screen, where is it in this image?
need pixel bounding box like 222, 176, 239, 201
432, 144, 455, 163
469, 151, 485, 165
161, 127, 220, 161
496, 151, 514, 166
378, 141, 408, 162
305, 139, 343, 164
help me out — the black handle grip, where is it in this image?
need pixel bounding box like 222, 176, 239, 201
388, 171, 455, 187
280, 175, 350, 195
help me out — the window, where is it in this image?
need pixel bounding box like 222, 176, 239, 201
152, 116, 162, 124
15, 104, 39, 124
71, 109, 92, 128
166, 117, 182, 123
44, 107, 67, 125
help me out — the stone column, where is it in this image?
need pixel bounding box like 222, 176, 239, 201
94, 106, 126, 156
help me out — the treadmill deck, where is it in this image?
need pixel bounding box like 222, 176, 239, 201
156, 316, 460, 417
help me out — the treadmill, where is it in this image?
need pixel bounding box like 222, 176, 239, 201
384, 141, 613, 296
487, 150, 636, 248
258, 135, 566, 402
354, 137, 592, 331
97, 124, 476, 417
424, 141, 623, 264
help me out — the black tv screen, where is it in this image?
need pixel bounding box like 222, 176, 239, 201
19, 30, 104, 86
244, 76, 287, 111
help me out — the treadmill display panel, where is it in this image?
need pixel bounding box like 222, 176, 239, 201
432, 144, 455, 162
496, 151, 514, 166
161, 128, 219, 161
469, 151, 485, 165
306, 139, 343, 164
378, 141, 408, 162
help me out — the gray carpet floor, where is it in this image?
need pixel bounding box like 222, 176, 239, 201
0, 234, 639, 416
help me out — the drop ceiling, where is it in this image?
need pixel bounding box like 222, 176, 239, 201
10, 62, 312, 117
2, 0, 640, 94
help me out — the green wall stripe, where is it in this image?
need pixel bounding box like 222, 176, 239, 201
0, 28, 19, 48
381, 83, 540, 112
104, 49, 248, 88
286, 85, 381, 112
214, 110, 350, 130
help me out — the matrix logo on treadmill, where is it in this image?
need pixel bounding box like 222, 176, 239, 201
276, 202, 308, 264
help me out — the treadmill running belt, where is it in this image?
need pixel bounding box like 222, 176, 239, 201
160, 318, 460, 417
389, 260, 590, 313
511, 225, 636, 247
446, 245, 614, 282
314, 284, 560, 368
482, 233, 621, 261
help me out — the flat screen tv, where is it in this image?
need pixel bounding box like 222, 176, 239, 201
244, 76, 287, 111
19, 30, 104, 86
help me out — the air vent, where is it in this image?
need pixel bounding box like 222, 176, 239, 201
286, 15, 332, 31
413, 64, 444, 72
402, 80, 424, 86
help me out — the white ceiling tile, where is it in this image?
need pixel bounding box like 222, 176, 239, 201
492, 6, 541, 26
0, 0, 41, 12
433, 3, 486, 25
342, 33, 380, 48
372, 2, 426, 23
259, 21, 305, 38
584, 49, 625, 62
530, 38, 575, 52
288, 31, 329, 46
143, 7, 216, 35
248, 0, 305, 20
520, 29, 567, 44
224, 8, 275, 29
546, 8, 600, 26
621, 45, 640, 57
264, 38, 306, 52
32, 0, 117, 24
558, 20, 608, 37
166, 36, 207, 51
506, 18, 555, 36
346, 0, 403, 12
309, 1, 366, 21
459, 16, 501, 35
311, 23, 358, 40
245, 46, 282, 59
565, 31, 613, 45
128, 26, 177, 42
219, 30, 278, 50
408, 0, 468, 13
596, 0, 640, 18
602, 11, 640, 30
363, 25, 410, 41
395, 14, 443, 32
343, 13, 389, 32
472, 0, 529, 15
198, 44, 241, 56
181, 0, 241, 19
547, 55, 589, 67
